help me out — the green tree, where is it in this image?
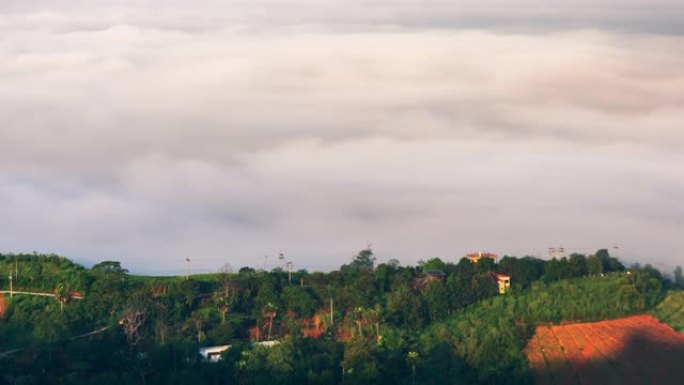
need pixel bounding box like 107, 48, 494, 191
568, 254, 588, 277
674, 266, 683, 288
342, 249, 376, 273
587, 255, 603, 276
343, 336, 379, 385
421, 258, 447, 272
423, 280, 449, 322
283, 286, 318, 318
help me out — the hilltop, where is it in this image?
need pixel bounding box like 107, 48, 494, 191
0, 250, 679, 385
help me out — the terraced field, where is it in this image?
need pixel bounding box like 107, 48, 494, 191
525, 314, 684, 385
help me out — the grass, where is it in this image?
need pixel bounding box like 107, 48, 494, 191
650, 290, 684, 333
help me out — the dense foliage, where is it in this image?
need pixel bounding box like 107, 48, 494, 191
0, 250, 669, 385
651, 290, 684, 333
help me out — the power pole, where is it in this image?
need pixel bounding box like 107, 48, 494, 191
278, 253, 285, 270
8, 273, 13, 298
287, 262, 293, 284
548, 247, 565, 259
330, 297, 334, 325
185, 258, 191, 280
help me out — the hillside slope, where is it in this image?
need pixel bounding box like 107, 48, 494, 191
423, 273, 664, 384
650, 290, 684, 333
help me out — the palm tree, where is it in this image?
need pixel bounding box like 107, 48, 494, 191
54, 283, 69, 313
262, 302, 278, 340
354, 306, 365, 336
366, 306, 381, 340
407, 351, 419, 385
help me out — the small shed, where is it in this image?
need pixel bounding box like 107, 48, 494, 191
412, 269, 447, 291
424, 269, 446, 281
199, 345, 231, 362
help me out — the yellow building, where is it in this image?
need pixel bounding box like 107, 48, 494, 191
465, 252, 498, 263
496, 274, 511, 294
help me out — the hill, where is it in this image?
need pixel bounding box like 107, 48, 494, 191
423, 272, 665, 384
650, 290, 684, 332
0, 250, 671, 385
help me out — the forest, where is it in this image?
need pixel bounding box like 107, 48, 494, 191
0, 250, 678, 385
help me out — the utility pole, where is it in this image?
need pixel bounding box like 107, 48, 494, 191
548, 247, 565, 259
330, 297, 334, 325
185, 258, 191, 280
8, 273, 13, 298
287, 262, 293, 284
278, 253, 285, 270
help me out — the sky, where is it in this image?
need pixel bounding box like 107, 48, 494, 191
1, 1, 683, 275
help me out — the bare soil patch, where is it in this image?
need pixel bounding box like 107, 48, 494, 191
525, 314, 684, 385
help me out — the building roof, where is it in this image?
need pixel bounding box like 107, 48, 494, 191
424, 269, 446, 276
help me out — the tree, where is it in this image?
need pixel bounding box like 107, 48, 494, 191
244, 341, 295, 385
262, 302, 278, 340
423, 280, 449, 321
92, 261, 128, 276
353, 306, 365, 336
568, 254, 588, 277
386, 284, 423, 330
215, 267, 238, 324
343, 336, 379, 385
544, 258, 563, 282
121, 307, 146, 348
587, 255, 603, 276
674, 266, 683, 288
54, 282, 69, 312
498, 256, 544, 288
421, 258, 447, 272
342, 249, 376, 274
365, 306, 382, 340
407, 351, 419, 385
282, 286, 317, 318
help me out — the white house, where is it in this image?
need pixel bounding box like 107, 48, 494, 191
199, 345, 231, 363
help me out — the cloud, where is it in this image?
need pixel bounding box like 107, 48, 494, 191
0, 2, 683, 273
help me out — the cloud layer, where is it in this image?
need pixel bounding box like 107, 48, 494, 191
1, 2, 683, 274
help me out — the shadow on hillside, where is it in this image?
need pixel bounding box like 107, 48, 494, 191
538, 329, 684, 385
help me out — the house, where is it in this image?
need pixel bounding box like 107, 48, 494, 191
495, 273, 511, 294
257, 340, 281, 347
199, 345, 231, 363
424, 269, 446, 281
199, 340, 281, 362
412, 269, 446, 291
465, 252, 498, 263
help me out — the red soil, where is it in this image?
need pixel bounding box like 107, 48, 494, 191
0, 295, 6, 319
525, 315, 684, 385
